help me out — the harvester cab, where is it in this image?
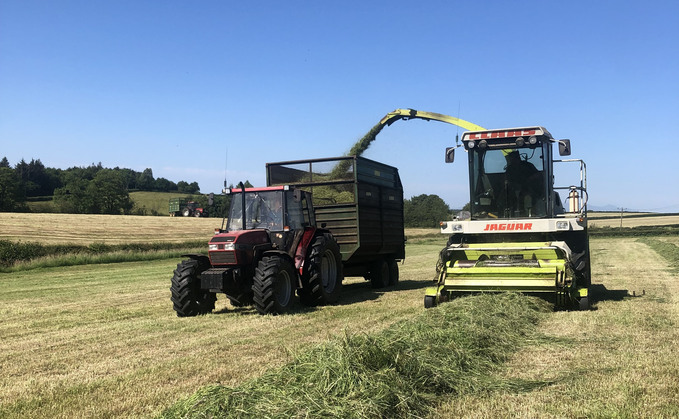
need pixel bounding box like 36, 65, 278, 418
427, 126, 590, 310
170, 184, 343, 316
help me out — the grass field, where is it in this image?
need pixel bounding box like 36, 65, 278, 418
1, 213, 678, 417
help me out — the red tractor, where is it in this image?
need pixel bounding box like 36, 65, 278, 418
170, 184, 343, 315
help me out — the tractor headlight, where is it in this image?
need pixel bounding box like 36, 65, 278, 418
223, 243, 235, 250
209, 244, 219, 250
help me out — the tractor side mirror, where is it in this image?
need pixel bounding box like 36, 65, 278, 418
558, 139, 571, 156
445, 147, 455, 163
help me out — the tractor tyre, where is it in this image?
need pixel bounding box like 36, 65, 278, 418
252, 256, 296, 315
194, 211, 201, 218
170, 259, 216, 317
424, 295, 436, 309
299, 233, 343, 306
387, 258, 399, 287
369, 259, 389, 289
182, 208, 191, 217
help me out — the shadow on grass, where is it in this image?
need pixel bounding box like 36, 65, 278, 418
209, 278, 431, 316
590, 283, 630, 304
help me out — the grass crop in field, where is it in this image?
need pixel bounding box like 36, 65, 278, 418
160, 293, 550, 419
0, 212, 217, 244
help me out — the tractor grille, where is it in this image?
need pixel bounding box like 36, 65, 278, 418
210, 251, 236, 265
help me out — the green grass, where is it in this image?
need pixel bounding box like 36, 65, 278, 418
160, 293, 550, 419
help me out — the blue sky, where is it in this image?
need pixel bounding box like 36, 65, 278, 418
1, 1, 678, 211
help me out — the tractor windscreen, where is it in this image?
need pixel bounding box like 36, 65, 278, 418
469, 143, 548, 219
226, 191, 284, 231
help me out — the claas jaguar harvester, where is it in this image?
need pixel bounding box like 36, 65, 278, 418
171, 156, 405, 316
425, 126, 591, 310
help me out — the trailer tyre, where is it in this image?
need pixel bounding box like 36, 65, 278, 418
170, 259, 216, 317
253, 256, 296, 315
300, 233, 343, 306
387, 258, 399, 287
370, 259, 389, 289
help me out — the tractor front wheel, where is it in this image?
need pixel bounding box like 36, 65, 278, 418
252, 256, 296, 315
170, 259, 216, 317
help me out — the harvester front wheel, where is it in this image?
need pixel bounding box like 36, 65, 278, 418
300, 233, 343, 306
424, 295, 436, 309
253, 256, 296, 315
170, 259, 216, 317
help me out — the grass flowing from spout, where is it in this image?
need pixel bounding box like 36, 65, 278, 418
330, 122, 386, 179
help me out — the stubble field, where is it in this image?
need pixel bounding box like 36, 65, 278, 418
1, 213, 678, 417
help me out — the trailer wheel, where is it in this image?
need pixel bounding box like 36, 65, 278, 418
300, 233, 343, 306
424, 295, 436, 309
170, 259, 216, 317
252, 256, 296, 315
387, 258, 399, 287
370, 259, 389, 289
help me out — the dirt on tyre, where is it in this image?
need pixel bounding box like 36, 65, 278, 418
252, 255, 296, 315
170, 259, 216, 317
300, 233, 343, 306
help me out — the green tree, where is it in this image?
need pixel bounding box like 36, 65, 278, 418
0, 167, 27, 211
404, 194, 452, 228
87, 169, 134, 214
137, 168, 155, 191
53, 175, 91, 213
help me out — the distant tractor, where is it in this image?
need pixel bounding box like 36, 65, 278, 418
170, 156, 405, 316
169, 198, 207, 217
426, 126, 591, 310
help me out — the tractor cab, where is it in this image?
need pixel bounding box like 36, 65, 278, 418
450, 127, 572, 220
225, 186, 315, 232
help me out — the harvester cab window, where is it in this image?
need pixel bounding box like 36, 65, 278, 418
471, 145, 547, 219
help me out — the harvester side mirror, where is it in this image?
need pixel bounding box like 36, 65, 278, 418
558, 139, 571, 156
445, 147, 455, 163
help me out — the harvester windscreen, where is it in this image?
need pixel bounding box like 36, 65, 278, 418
470, 145, 548, 219
226, 191, 284, 231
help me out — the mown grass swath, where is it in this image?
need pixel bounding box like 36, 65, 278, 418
160, 293, 550, 419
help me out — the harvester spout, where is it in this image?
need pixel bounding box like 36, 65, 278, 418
380, 108, 486, 132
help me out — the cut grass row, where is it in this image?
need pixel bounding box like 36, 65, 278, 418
160, 293, 550, 419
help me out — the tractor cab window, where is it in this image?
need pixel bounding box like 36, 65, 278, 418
470, 144, 548, 219
227, 191, 284, 231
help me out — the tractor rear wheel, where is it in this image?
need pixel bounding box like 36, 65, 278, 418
182, 208, 191, 217
252, 256, 296, 315
299, 233, 343, 306
369, 259, 389, 289
170, 259, 216, 317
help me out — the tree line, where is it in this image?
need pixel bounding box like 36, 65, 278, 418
0, 157, 200, 214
